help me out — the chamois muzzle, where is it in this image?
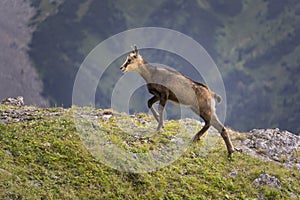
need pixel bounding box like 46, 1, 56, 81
120, 57, 131, 73
120, 65, 126, 73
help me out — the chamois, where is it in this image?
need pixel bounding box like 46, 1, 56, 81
120, 46, 234, 157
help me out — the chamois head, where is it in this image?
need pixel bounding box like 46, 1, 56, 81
120, 46, 145, 73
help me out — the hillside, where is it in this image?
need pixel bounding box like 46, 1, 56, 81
0, 102, 299, 199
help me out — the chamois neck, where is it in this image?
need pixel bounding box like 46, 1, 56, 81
136, 62, 153, 82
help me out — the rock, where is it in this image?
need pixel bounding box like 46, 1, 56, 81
0, 104, 64, 124
132, 153, 138, 159
5, 150, 13, 157
171, 136, 184, 146
233, 128, 300, 170
43, 142, 51, 147
253, 173, 281, 189
1, 96, 24, 106
227, 170, 239, 178
29, 180, 40, 188
288, 192, 297, 199
138, 119, 148, 125
102, 114, 112, 120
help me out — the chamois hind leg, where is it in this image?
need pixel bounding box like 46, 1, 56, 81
147, 95, 160, 122
157, 94, 167, 131
191, 106, 211, 142
193, 119, 210, 142
211, 114, 234, 157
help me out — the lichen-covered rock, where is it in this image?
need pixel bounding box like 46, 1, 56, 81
234, 128, 300, 170
0, 103, 63, 124
253, 173, 281, 189
1, 96, 24, 106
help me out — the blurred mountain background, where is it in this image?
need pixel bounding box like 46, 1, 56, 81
0, 0, 48, 106
1, 0, 300, 134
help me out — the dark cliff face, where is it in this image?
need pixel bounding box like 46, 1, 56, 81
0, 0, 48, 107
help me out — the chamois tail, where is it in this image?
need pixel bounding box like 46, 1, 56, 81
212, 92, 222, 104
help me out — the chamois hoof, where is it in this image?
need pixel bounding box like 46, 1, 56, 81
192, 136, 200, 143
156, 128, 165, 132
227, 149, 235, 158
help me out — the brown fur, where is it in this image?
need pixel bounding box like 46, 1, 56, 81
120, 46, 234, 157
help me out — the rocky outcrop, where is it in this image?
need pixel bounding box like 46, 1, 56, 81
234, 128, 300, 170
1, 96, 24, 106
0, 98, 62, 123
253, 173, 281, 189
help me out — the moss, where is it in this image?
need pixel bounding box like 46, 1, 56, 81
0, 104, 299, 199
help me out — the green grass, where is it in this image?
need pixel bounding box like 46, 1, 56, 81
0, 105, 299, 199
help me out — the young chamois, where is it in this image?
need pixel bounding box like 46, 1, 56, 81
120, 46, 234, 157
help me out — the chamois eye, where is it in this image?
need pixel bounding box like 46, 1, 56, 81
127, 59, 131, 63
133, 55, 137, 59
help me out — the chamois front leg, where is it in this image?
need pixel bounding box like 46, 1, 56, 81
157, 94, 167, 132
147, 95, 160, 122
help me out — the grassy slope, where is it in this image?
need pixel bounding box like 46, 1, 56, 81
0, 104, 299, 199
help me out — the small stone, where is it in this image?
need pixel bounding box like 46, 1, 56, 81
228, 170, 239, 178
288, 192, 297, 199
43, 142, 51, 147
139, 120, 147, 125
253, 173, 281, 189
132, 153, 138, 159
5, 150, 13, 157
29, 180, 40, 188
171, 136, 184, 146
102, 114, 112, 120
